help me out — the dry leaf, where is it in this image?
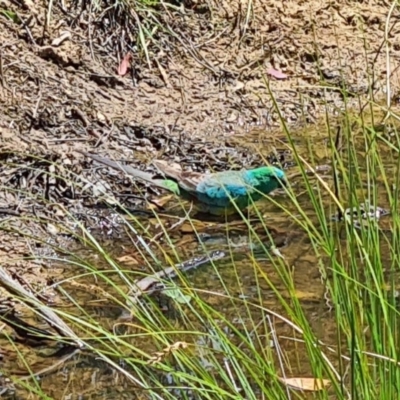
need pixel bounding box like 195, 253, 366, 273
148, 341, 189, 365
51, 31, 71, 47
179, 220, 214, 233
175, 235, 196, 247
97, 111, 106, 123
266, 68, 288, 79
92, 182, 107, 196
118, 53, 131, 76
151, 195, 173, 208
47, 223, 59, 235
293, 290, 320, 300
231, 81, 245, 92
117, 255, 139, 266
278, 377, 331, 391
180, 222, 195, 233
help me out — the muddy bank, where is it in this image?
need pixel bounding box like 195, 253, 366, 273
1, 0, 399, 140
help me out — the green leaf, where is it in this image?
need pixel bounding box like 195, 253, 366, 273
0, 9, 19, 23
163, 287, 191, 304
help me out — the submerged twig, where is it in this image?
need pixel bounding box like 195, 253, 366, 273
127, 250, 226, 305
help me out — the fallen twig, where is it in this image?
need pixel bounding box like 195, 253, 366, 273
127, 250, 226, 305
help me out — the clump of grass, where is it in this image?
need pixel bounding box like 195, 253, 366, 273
49, 0, 200, 71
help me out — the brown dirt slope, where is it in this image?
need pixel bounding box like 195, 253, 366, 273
1, 0, 399, 144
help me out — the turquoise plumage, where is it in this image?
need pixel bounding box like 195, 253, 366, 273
82, 152, 287, 215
